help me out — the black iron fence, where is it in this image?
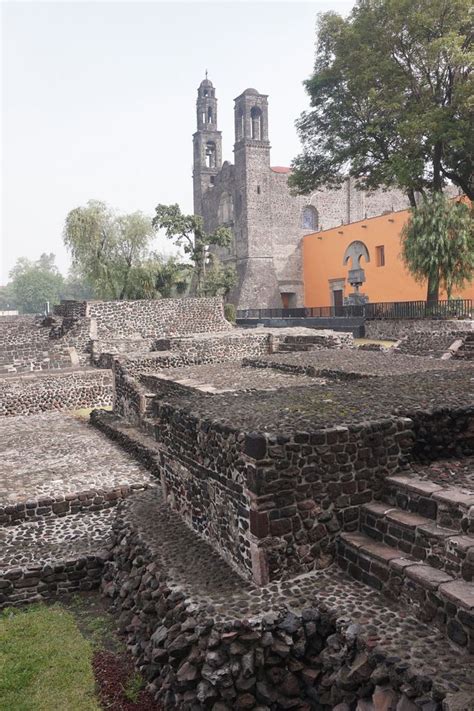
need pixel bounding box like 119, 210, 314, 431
236, 299, 472, 321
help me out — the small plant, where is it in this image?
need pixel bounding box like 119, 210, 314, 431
123, 672, 144, 702
224, 302, 236, 323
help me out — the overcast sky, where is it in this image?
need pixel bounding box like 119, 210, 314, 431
1, 0, 354, 283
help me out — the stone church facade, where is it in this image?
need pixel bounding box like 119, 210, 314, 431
193, 77, 408, 310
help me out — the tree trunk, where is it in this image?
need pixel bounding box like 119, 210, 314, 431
426, 270, 439, 305
407, 188, 417, 208
433, 142, 443, 193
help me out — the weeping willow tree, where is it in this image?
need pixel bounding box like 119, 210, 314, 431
401, 194, 474, 302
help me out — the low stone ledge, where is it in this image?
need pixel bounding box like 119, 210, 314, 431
0, 509, 115, 608
0, 482, 148, 526
242, 356, 370, 381
0, 554, 107, 608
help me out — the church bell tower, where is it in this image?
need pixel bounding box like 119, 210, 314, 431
193, 75, 222, 216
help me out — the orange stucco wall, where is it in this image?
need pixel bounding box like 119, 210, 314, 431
303, 208, 473, 306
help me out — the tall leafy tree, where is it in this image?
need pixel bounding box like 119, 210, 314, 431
401, 194, 474, 301
63, 200, 156, 300
153, 257, 191, 298
203, 255, 237, 297
152, 204, 234, 296
9, 253, 64, 313
0, 284, 16, 312
290, 0, 473, 205
61, 268, 95, 301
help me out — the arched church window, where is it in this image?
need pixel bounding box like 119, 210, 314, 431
302, 206, 318, 230
208, 106, 213, 123
250, 107, 262, 140
205, 141, 216, 168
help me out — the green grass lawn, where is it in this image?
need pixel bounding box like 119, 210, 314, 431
0, 605, 100, 711
354, 337, 397, 348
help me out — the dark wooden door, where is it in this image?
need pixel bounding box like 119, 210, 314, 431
333, 289, 343, 315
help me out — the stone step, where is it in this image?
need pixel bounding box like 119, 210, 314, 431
0, 481, 149, 528
277, 343, 315, 352
0, 508, 114, 608
383, 474, 474, 534
337, 531, 474, 653
360, 502, 474, 581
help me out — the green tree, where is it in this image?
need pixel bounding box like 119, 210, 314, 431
61, 269, 95, 301
401, 194, 474, 301
290, 0, 473, 204
154, 257, 191, 298
9, 253, 64, 313
203, 255, 237, 297
152, 204, 234, 296
0, 284, 16, 312
63, 200, 155, 300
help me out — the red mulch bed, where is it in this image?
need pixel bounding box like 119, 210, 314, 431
93, 649, 161, 711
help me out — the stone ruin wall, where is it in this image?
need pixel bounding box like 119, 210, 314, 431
154, 407, 416, 584
0, 314, 94, 374
100, 491, 451, 711
365, 318, 473, 341
0, 369, 113, 417
0, 316, 72, 374
94, 389, 474, 588
84, 296, 232, 339
94, 404, 416, 585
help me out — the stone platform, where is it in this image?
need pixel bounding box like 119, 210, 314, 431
0, 509, 113, 607
102, 488, 474, 710
243, 348, 469, 379
0, 411, 155, 608
140, 362, 324, 396
0, 412, 153, 522
143, 360, 474, 438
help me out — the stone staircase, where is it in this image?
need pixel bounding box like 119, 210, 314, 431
337, 469, 474, 653
455, 333, 474, 361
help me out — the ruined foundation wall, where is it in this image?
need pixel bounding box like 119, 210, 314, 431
0, 369, 113, 417
86, 297, 232, 338
93, 406, 415, 583
365, 319, 473, 341
101, 492, 448, 711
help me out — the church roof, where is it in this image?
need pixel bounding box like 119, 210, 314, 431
270, 166, 291, 174
243, 88, 259, 95
200, 77, 213, 88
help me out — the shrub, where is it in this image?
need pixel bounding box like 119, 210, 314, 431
224, 302, 236, 323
